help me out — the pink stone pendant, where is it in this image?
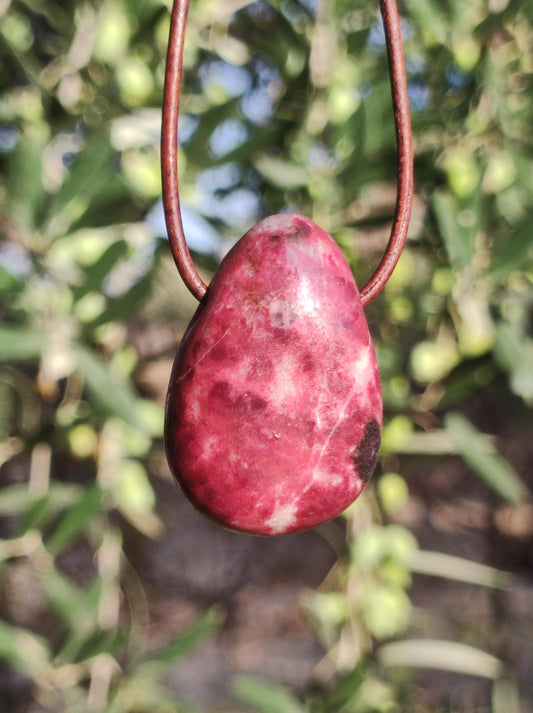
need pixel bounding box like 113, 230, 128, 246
165, 213, 382, 535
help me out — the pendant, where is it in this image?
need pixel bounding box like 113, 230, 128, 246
161, 0, 413, 535
165, 214, 382, 535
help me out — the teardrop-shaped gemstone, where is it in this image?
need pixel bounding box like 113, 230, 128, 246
165, 214, 382, 535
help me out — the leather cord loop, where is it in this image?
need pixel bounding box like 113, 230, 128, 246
161, 0, 413, 305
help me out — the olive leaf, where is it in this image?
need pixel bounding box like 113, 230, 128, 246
444, 412, 529, 504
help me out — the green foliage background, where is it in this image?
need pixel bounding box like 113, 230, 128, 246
1, 0, 532, 711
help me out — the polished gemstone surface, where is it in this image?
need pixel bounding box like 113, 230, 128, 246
165, 214, 382, 535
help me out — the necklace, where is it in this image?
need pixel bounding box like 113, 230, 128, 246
161, 0, 413, 535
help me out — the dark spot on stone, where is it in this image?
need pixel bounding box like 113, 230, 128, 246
237, 391, 268, 413
351, 419, 381, 483
300, 350, 315, 372
292, 218, 311, 239
271, 305, 297, 329
272, 327, 292, 344
250, 395, 268, 411
209, 381, 231, 401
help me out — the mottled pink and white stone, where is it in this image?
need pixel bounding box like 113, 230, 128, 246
165, 214, 382, 535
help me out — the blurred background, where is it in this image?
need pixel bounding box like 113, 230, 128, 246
1, 0, 533, 711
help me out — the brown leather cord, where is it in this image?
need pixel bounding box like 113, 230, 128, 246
161, 0, 207, 301
360, 0, 413, 306
161, 0, 413, 305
